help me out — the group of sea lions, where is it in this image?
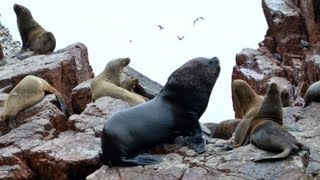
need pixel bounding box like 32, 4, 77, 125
0, 3, 318, 169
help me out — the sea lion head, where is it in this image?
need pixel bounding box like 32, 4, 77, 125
256, 83, 283, 123
165, 57, 220, 93
104, 57, 130, 74
14, 4, 33, 21
233, 79, 262, 118
162, 57, 220, 116
121, 76, 139, 91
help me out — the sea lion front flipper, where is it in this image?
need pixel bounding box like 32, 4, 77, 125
119, 154, 163, 166
8, 117, 17, 129
184, 133, 206, 154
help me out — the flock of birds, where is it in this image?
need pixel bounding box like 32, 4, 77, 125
129, 16, 204, 43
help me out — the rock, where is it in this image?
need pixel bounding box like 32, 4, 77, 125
71, 66, 162, 114
123, 66, 163, 97
232, 0, 320, 118
0, 43, 94, 114
0, 21, 21, 56
29, 131, 101, 180
69, 96, 129, 136
0, 94, 67, 136
71, 80, 92, 114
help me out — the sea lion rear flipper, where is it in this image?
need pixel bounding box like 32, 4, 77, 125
251, 148, 291, 162
119, 154, 163, 166
54, 93, 66, 114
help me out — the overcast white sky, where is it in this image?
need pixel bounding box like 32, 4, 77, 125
0, 0, 267, 123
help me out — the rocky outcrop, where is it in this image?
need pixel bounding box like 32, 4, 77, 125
232, 0, 320, 118
1, 0, 320, 179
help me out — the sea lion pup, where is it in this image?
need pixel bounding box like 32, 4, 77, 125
304, 81, 320, 107
204, 119, 241, 139
236, 83, 309, 161
100, 57, 220, 166
91, 57, 146, 106
120, 76, 139, 92
0, 75, 66, 129
121, 76, 150, 101
14, 4, 56, 55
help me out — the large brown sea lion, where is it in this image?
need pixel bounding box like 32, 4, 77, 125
100, 57, 220, 166
235, 83, 309, 161
14, 4, 56, 55
91, 57, 146, 106
0, 75, 66, 128
232, 79, 263, 120
204, 119, 241, 140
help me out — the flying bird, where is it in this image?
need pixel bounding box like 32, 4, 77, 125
194, 16, 204, 26
157, 25, 164, 30
176, 35, 184, 40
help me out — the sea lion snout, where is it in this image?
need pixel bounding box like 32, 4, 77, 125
122, 57, 130, 66
13, 4, 21, 13
209, 57, 220, 66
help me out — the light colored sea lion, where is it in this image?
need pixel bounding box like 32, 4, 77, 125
204, 119, 241, 140
100, 57, 220, 166
304, 81, 320, 107
235, 83, 309, 161
232, 79, 263, 119
91, 57, 145, 106
0, 75, 66, 128
14, 4, 56, 55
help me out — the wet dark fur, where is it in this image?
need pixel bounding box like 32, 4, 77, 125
100, 57, 220, 166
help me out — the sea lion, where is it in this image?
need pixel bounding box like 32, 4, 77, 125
304, 81, 320, 107
235, 83, 309, 161
91, 57, 146, 106
14, 4, 56, 55
232, 79, 263, 119
121, 76, 150, 101
0, 75, 66, 128
100, 57, 220, 166
120, 76, 139, 92
233, 81, 284, 147
204, 119, 241, 140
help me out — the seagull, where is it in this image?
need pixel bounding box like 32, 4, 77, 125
176, 35, 184, 40
157, 25, 164, 30
194, 16, 204, 26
